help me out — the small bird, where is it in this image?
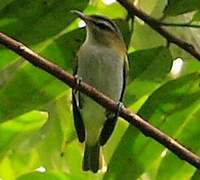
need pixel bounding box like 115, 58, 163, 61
71, 10, 129, 173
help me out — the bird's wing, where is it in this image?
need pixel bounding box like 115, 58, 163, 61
99, 55, 129, 146
120, 55, 129, 101
72, 56, 85, 143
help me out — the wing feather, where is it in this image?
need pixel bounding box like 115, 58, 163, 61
99, 55, 128, 146
72, 56, 85, 142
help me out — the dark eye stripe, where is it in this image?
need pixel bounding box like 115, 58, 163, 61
93, 21, 113, 31
90, 15, 119, 32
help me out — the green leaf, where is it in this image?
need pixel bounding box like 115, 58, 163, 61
137, 72, 200, 178
132, 21, 165, 50
0, 63, 66, 121
0, 0, 15, 11
129, 47, 172, 80
139, 73, 200, 120
34, 92, 102, 179
0, 0, 88, 71
115, 19, 133, 47
164, 0, 200, 16
180, 59, 200, 76
1, 0, 200, 178
0, 29, 84, 121
36, 93, 71, 172
0, 0, 88, 122
125, 46, 172, 107
86, 1, 126, 19
17, 171, 72, 180
0, 157, 15, 180
104, 47, 173, 180
191, 170, 200, 180
156, 106, 200, 179
0, 0, 88, 45
106, 72, 200, 180
192, 10, 200, 22
0, 111, 47, 158
0, 48, 19, 71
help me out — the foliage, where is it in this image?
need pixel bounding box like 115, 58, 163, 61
0, 0, 200, 179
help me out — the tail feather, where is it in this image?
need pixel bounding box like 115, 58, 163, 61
82, 144, 90, 171
83, 143, 100, 173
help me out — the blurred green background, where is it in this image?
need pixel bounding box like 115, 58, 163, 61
0, 0, 200, 179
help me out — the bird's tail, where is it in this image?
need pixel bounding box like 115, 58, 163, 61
82, 142, 101, 173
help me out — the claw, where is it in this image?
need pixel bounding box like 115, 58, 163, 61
74, 74, 82, 93
116, 102, 124, 116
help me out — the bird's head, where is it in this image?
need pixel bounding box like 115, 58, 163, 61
71, 10, 125, 49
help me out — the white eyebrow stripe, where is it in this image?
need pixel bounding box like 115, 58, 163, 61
94, 20, 116, 31
90, 15, 118, 31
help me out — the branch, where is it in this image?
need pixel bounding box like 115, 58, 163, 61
0, 32, 200, 169
161, 22, 200, 28
117, 0, 200, 62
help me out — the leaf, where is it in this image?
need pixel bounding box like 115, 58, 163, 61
0, 0, 88, 45
105, 72, 200, 180
156, 105, 200, 179
33, 93, 102, 179
0, 64, 66, 121
129, 47, 172, 80
125, 46, 172, 107
87, 1, 127, 19
0, 48, 19, 71
35, 93, 72, 172
180, 59, 200, 76
139, 73, 200, 120
17, 171, 72, 180
104, 47, 173, 180
0, 111, 47, 158
166, 12, 200, 60
164, 0, 200, 16
0, 0, 88, 71
0, 0, 15, 11
114, 19, 133, 47
0, 0, 88, 122
132, 21, 165, 50
0, 157, 15, 180
191, 170, 200, 180
137, 72, 200, 178
192, 10, 200, 22
0, 29, 84, 121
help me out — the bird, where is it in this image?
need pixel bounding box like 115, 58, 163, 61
71, 10, 129, 173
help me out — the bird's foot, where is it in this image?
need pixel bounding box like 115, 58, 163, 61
74, 74, 82, 93
116, 102, 124, 116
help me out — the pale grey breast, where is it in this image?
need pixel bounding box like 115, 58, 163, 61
78, 44, 124, 101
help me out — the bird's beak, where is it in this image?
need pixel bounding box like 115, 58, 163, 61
70, 10, 90, 23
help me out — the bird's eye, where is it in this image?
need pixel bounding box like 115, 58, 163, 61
94, 22, 112, 31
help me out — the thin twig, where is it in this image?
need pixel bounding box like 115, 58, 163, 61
117, 0, 200, 62
0, 32, 200, 169
161, 22, 200, 28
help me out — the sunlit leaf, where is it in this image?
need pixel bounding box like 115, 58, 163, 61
0, 111, 47, 158
17, 171, 72, 180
